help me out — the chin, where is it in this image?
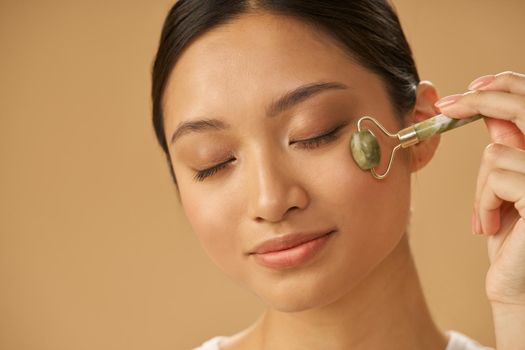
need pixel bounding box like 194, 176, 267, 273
254, 278, 346, 313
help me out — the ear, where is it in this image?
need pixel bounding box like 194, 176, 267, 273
406, 81, 441, 173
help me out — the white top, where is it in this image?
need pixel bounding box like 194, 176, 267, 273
192, 330, 495, 350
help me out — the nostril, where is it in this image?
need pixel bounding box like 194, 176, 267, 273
287, 206, 300, 213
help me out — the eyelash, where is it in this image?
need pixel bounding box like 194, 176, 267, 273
192, 124, 346, 182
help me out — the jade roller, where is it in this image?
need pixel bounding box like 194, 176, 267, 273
350, 113, 483, 180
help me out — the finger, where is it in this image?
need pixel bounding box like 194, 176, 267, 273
469, 71, 525, 96
475, 143, 525, 234
475, 143, 525, 212
438, 90, 525, 129
435, 91, 525, 150
478, 168, 525, 235
483, 117, 525, 148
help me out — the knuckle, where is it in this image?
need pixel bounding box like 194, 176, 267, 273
496, 70, 525, 85
462, 89, 483, 105
471, 89, 485, 101
496, 70, 516, 80
483, 142, 504, 164
465, 89, 481, 98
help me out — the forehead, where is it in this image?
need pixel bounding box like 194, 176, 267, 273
162, 12, 367, 131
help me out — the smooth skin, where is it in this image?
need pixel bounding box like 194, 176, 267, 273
162, 12, 523, 350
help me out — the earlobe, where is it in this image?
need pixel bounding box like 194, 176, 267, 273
408, 81, 441, 173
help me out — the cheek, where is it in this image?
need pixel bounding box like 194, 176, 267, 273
315, 133, 410, 231
308, 139, 374, 212
295, 141, 410, 295
179, 189, 244, 279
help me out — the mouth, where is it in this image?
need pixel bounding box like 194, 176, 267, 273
249, 229, 336, 255
250, 230, 336, 269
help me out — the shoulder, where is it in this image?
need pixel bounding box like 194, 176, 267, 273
445, 330, 495, 350
191, 335, 228, 350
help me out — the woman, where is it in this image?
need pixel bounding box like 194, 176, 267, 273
151, 1, 525, 349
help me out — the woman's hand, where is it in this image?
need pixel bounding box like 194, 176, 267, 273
435, 71, 525, 349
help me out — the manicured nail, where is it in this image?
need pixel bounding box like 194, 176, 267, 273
435, 94, 462, 109
471, 210, 477, 235
476, 213, 483, 235
468, 75, 496, 91
472, 209, 482, 235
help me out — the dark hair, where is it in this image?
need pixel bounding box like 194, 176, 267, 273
151, 0, 420, 188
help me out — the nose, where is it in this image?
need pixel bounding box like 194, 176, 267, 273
247, 152, 309, 223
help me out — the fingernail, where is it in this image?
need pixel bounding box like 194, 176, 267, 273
471, 210, 477, 235
471, 208, 482, 235
468, 75, 496, 91
476, 213, 483, 235
435, 94, 462, 109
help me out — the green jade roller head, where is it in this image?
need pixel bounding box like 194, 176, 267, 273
350, 113, 484, 180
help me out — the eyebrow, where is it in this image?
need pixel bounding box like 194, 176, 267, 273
169, 81, 348, 145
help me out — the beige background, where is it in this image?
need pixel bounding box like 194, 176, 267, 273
1, 1, 524, 349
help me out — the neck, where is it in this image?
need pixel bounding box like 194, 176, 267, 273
224, 233, 448, 350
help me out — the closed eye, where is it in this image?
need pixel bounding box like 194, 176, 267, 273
192, 122, 349, 182
290, 123, 347, 150
193, 158, 235, 182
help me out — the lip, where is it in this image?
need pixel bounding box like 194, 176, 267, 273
249, 230, 336, 269
249, 230, 336, 254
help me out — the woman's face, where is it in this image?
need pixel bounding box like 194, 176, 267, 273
162, 13, 413, 312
